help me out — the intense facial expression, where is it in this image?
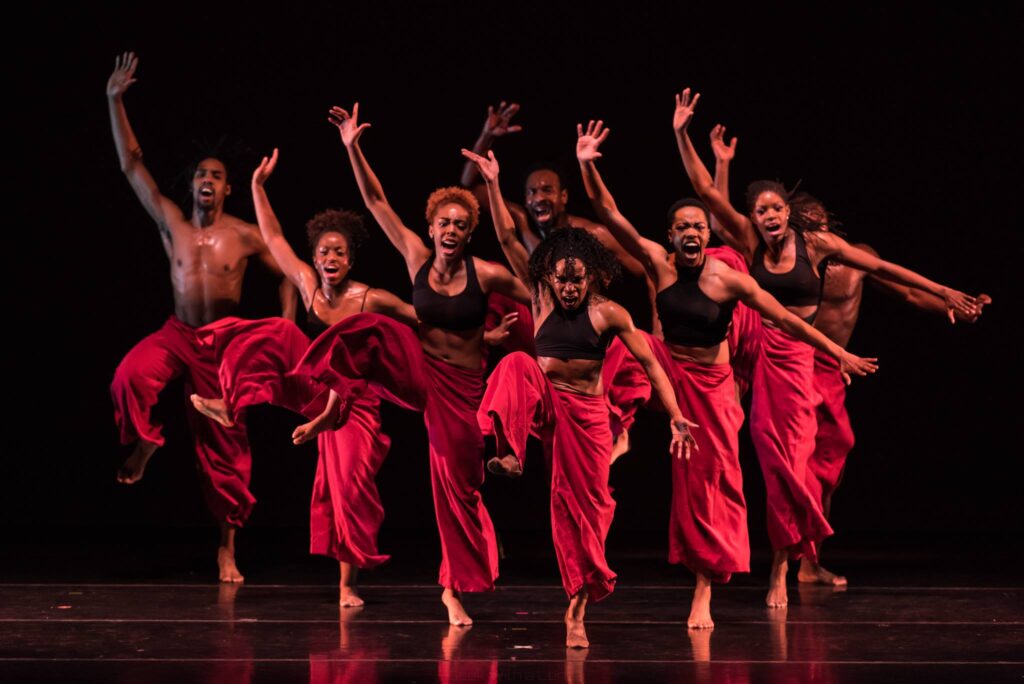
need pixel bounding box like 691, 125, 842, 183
667, 206, 711, 268
429, 202, 474, 260
313, 231, 352, 287
191, 158, 230, 210
751, 191, 791, 244
524, 170, 567, 230
545, 258, 591, 311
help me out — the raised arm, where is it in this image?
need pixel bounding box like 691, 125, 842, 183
461, 148, 532, 290
250, 148, 319, 308
329, 103, 430, 277
106, 52, 184, 252
726, 268, 879, 383
576, 120, 671, 285
672, 88, 757, 259
811, 232, 980, 323
601, 302, 698, 460
459, 101, 522, 192
709, 124, 737, 239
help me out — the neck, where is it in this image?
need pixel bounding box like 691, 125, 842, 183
319, 278, 351, 304
432, 253, 463, 277
765, 228, 794, 257
675, 249, 706, 271
192, 204, 223, 228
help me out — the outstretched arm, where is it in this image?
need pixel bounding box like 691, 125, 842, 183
672, 88, 757, 260
813, 232, 980, 323
728, 269, 879, 384
461, 148, 532, 289
577, 120, 670, 285
106, 51, 184, 253
364, 288, 419, 327
329, 103, 430, 277
605, 304, 698, 460
250, 149, 319, 308
870, 277, 991, 323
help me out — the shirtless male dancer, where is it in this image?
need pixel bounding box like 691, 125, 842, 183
107, 52, 293, 582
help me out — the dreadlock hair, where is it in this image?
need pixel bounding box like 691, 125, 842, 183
666, 198, 711, 228
789, 191, 844, 235
528, 227, 621, 291
305, 209, 369, 261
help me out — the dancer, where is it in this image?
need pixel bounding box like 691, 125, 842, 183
331, 103, 531, 625
106, 52, 294, 582
574, 120, 876, 628
191, 147, 429, 606
672, 87, 981, 607
459, 102, 659, 328
464, 147, 697, 648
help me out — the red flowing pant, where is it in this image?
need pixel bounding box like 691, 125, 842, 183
111, 316, 255, 527
478, 352, 617, 602
749, 325, 833, 560
297, 313, 498, 591
645, 336, 750, 582
808, 349, 855, 514
202, 316, 390, 569
708, 246, 759, 396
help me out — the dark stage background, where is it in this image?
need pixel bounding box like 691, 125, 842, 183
4, 5, 1020, 555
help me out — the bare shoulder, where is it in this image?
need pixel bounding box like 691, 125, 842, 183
473, 256, 512, 281
852, 241, 878, 257
230, 216, 267, 249
569, 214, 603, 232
590, 295, 631, 330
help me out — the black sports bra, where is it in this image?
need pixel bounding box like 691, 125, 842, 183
751, 230, 822, 311
656, 259, 735, 347
534, 296, 613, 361
413, 257, 488, 331
301, 287, 370, 337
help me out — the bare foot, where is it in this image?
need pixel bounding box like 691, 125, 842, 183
610, 430, 631, 465
565, 591, 590, 649
339, 585, 364, 607
486, 454, 522, 478
292, 412, 336, 445
218, 546, 245, 583
442, 588, 473, 626
565, 611, 590, 649
190, 394, 235, 428
687, 576, 714, 629
798, 558, 848, 586
766, 551, 788, 608
116, 441, 158, 484
441, 623, 472, 660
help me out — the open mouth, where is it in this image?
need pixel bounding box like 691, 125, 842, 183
680, 239, 701, 257
530, 202, 554, 224
322, 265, 341, 277
561, 295, 579, 308
764, 223, 784, 237
439, 237, 459, 255
198, 185, 215, 199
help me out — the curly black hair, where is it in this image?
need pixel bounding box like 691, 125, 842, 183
527, 227, 621, 289
305, 209, 369, 260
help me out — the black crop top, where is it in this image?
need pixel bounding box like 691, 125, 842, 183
750, 230, 821, 308
301, 287, 370, 338
413, 257, 488, 331
656, 259, 736, 347
534, 296, 613, 361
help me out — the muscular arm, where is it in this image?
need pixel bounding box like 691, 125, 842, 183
672, 89, 757, 259
106, 52, 184, 254
461, 148, 533, 294
579, 155, 668, 284
812, 232, 979, 321
251, 149, 319, 308
329, 105, 430, 277
727, 268, 878, 380
364, 288, 419, 327
603, 302, 697, 458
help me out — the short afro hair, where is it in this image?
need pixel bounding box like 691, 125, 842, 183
528, 227, 621, 289
305, 209, 369, 259
425, 186, 480, 231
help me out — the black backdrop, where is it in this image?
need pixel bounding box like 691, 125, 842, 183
4, 4, 1020, 544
